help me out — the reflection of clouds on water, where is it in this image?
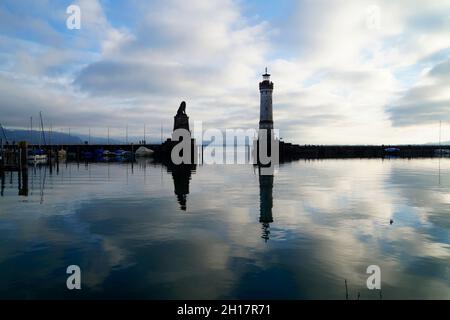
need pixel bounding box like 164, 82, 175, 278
0, 160, 448, 298
272, 159, 449, 298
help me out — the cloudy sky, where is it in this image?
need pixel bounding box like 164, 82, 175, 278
0, 0, 449, 144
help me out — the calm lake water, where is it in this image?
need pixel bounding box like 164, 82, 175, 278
0, 158, 449, 299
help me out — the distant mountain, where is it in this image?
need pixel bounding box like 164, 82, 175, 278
425, 141, 450, 145
2, 129, 82, 145
76, 134, 122, 145
1, 129, 148, 145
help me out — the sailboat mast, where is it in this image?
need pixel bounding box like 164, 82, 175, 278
439, 120, 442, 158
0, 124, 7, 144
30, 117, 33, 145
39, 111, 46, 146
439, 120, 442, 147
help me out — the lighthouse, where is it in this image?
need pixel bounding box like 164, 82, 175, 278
255, 67, 278, 171
259, 68, 274, 130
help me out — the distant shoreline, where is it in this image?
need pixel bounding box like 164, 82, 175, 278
3, 143, 449, 161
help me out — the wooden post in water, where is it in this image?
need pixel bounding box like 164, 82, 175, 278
18, 151, 22, 194
47, 145, 53, 174
0, 160, 4, 196
18, 141, 29, 196
0, 146, 5, 197
19, 141, 28, 169
55, 144, 59, 165
345, 279, 349, 300
12, 144, 18, 168
48, 148, 53, 174
0, 138, 4, 173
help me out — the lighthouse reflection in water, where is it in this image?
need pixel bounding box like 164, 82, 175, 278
259, 169, 274, 242
166, 161, 275, 242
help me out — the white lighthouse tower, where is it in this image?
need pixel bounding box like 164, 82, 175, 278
259, 68, 274, 130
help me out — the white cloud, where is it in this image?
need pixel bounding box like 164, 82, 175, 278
266, 0, 450, 143
388, 58, 450, 127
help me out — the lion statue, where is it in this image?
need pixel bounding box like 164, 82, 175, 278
176, 101, 186, 115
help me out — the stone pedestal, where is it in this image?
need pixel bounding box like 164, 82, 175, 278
173, 114, 190, 132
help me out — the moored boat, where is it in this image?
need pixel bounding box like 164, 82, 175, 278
114, 149, 131, 157
57, 149, 67, 159
135, 146, 154, 157
28, 149, 48, 164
